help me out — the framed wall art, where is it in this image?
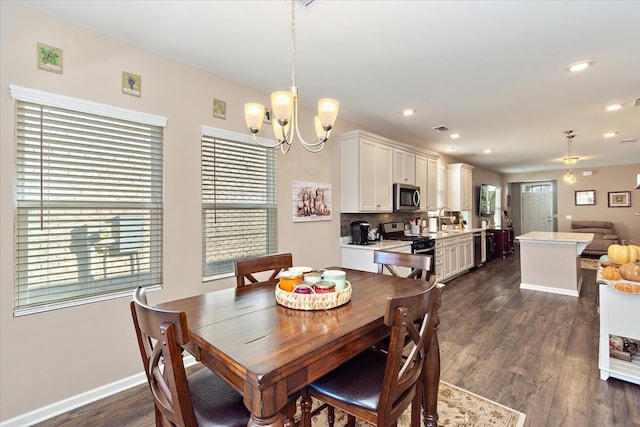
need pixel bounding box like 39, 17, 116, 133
37, 43, 63, 74
292, 181, 332, 222
122, 71, 141, 97
575, 190, 596, 206
607, 191, 631, 208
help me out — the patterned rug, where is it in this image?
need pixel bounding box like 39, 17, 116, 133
301, 381, 526, 427
581, 258, 599, 270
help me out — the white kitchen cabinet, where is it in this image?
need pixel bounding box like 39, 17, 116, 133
443, 237, 459, 279
598, 283, 640, 385
426, 157, 438, 210
447, 163, 473, 211
435, 233, 475, 282
393, 148, 415, 185
341, 130, 393, 213
459, 234, 474, 271
415, 155, 427, 211
434, 239, 444, 282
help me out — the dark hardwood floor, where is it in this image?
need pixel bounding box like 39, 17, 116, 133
36, 246, 640, 427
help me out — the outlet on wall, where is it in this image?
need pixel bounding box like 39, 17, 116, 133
566, 214, 572, 220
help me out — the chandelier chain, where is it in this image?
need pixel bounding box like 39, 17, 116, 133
290, 0, 296, 88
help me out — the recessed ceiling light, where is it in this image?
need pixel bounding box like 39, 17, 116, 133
402, 109, 415, 116
606, 103, 623, 111
449, 133, 460, 139
603, 132, 617, 138
566, 60, 592, 72
445, 147, 454, 152
483, 149, 493, 154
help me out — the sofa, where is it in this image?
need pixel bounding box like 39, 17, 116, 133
571, 221, 618, 257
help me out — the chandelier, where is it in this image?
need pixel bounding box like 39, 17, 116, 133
244, 0, 339, 153
562, 130, 577, 185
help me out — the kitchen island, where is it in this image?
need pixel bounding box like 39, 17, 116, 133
516, 231, 594, 297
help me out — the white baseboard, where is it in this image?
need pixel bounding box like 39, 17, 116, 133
0, 356, 196, 427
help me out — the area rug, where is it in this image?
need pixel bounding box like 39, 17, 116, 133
581, 258, 599, 270
301, 381, 526, 427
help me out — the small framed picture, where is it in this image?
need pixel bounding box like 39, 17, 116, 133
122, 72, 141, 97
37, 43, 63, 74
264, 107, 273, 125
575, 190, 596, 206
213, 99, 226, 119
608, 191, 631, 208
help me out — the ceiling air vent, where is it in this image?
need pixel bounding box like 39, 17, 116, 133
295, 0, 322, 12
619, 138, 637, 144
633, 97, 640, 107
432, 125, 449, 132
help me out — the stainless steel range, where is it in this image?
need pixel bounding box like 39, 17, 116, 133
379, 221, 435, 274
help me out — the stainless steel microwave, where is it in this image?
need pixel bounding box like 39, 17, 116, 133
393, 183, 420, 211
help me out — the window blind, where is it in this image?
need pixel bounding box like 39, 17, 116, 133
13, 91, 165, 315
201, 129, 277, 278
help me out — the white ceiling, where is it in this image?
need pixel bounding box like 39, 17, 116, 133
16, 0, 640, 173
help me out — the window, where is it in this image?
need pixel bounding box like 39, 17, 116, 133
201, 127, 277, 278
11, 85, 166, 316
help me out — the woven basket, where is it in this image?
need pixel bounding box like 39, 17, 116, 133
275, 281, 352, 310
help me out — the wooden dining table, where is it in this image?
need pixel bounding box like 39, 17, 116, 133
158, 267, 441, 427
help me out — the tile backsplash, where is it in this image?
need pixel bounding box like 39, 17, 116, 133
340, 212, 429, 238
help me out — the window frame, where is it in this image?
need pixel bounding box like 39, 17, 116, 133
10, 85, 167, 316
200, 126, 278, 280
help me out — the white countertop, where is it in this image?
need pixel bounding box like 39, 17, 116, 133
516, 231, 594, 243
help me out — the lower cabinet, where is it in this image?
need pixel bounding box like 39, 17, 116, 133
436, 234, 474, 282
487, 228, 514, 258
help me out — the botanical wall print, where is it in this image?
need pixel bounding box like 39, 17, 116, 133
608, 191, 631, 208
37, 43, 63, 74
122, 72, 141, 97
292, 181, 332, 222
575, 190, 596, 206
213, 99, 226, 119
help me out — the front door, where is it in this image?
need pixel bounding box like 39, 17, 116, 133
522, 188, 553, 233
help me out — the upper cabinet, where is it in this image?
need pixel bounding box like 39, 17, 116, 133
341, 130, 439, 213
447, 163, 474, 211
415, 155, 427, 211
341, 130, 393, 213
393, 148, 415, 185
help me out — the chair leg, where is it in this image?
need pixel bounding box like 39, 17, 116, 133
301, 390, 312, 427
327, 405, 336, 427
344, 413, 355, 427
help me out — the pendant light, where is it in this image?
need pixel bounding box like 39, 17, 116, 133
562, 130, 577, 185
244, 0, 339, 153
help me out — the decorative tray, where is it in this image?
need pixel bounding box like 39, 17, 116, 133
275, 281, 352, 310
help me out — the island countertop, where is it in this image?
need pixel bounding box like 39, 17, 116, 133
516, 231, 595, 243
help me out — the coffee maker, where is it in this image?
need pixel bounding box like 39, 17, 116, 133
350, 221, 370, 245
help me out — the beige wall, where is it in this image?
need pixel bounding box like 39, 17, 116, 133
504, 164, 639, 241
0, 3, 361, 420
2, 2, 638, 423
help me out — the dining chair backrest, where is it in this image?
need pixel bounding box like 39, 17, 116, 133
234, 253, 293, 287
378, 275, 438, 425
130, 287, 198, 426
374, 250, 432, 281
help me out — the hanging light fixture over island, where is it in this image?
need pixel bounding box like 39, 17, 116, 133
244, 0, 339, 153
562, 130, 577, 185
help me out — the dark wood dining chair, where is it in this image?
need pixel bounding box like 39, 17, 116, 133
373, 250, 432, 281
301, 276, 439, 427
234, 252, 293, 287
130, 287, 250, 427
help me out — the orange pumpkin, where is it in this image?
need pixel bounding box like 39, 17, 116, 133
619, 261, 640, 282
607, 244, 640, 265
600, 266, 621, 280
